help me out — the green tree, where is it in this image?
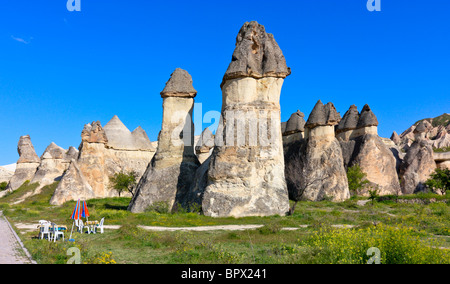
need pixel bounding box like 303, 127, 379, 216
425, 168, 450, 195
347, 165, 370, 196
109, 171, 138, 197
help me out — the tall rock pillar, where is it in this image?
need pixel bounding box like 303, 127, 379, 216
129, 68, 200, 213
202, 21, 291, 218
5, 135, 41, 192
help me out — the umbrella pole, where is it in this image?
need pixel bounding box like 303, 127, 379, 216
69, 221, 75, 242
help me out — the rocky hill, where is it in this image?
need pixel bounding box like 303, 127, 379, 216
391, 113, 450, 152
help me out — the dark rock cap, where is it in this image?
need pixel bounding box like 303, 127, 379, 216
325, 103, 341, 126
357, 104, 379, 129
306, 101, 341, 129
161, 68, 197, 98
337, 105, 360, 134
285, 110, 306, 134
221, 21, 291, 88
414, 121, 427, 134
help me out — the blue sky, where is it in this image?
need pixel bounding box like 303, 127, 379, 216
0, 0, 449, 165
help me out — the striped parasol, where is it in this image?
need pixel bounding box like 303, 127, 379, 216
70, 199, 82, 220
81, 200, 90, 221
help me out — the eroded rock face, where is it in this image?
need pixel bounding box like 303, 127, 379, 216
50, 160, 95, 206
6, 136, 40, 192
195, 128, 215, 164
337, 105, 401, 196
129, 68, 200, 213
400, 122, 437, 194
295, 101, 350, 202
347, 134, 402, 196
31, 143, 73, 191
52, 118, 155, 205
199, 22, 290, 218
0, 167, 13, 184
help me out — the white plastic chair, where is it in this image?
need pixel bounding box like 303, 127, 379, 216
95, 218, 105, 234
51, 223, 65, 242
40, 224, 51, 241
76, 220, 84, 233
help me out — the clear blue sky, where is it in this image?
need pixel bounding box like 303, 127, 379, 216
0, 0, 449, 165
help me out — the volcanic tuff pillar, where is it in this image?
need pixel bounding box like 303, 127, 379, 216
201, 22, 291, 218
128, 68, 200, 213
5, 135, 41, 192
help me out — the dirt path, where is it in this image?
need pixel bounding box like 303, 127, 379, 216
0, 211, 34, 264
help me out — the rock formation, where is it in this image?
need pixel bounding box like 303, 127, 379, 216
128, 68, 200, 213
394, 114, 450, 151
338, 105, 401, 196
399, 121, 437, 194
5, 135, 41, 192
51, 118, 155, 205
197, 21, 290, 217
390, 131, 401, 145
282, 110, 307, 201
195, 128, 215, 164
50, 160, 95, 205
30, 143, 76, 192
294, 101, 350, 202
77, 121, 110, 197
0, 167, 14, 184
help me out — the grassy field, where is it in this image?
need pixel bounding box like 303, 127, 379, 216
0, 182, 449, 264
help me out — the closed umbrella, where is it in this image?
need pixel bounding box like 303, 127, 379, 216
69, 200, 82, 242
81, 200, 90, 222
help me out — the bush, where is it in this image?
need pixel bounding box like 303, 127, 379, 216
300, 224, 450, 264
425, 168, 450, 195
0, 182, 7, 191
145, 201, 171, 214
347, 165, 370, 195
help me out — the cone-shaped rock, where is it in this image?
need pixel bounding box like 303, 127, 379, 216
132, 126, 156, 151
50, 160, 96, 205
391, 131, 401, 145
129, 68, 200, 213
103, 116, 136, 150
199, 22, 290, 217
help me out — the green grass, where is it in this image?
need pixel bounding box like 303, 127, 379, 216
1, 182, 449, 264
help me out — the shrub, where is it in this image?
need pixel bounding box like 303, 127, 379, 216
300, 224, 450, 264
347, 165, 370, 195
0, 182, 7, 191
425, 168, 450, 195
145, 201, 171, 214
